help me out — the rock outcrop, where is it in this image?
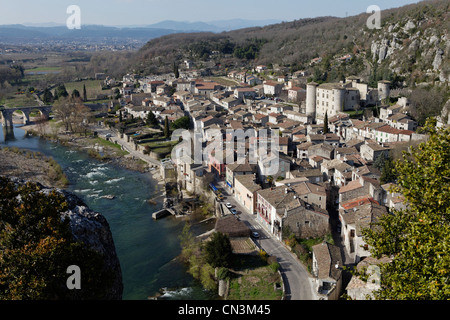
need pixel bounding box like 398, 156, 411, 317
9, 177, 124, 300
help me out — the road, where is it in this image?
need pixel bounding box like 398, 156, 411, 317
217, 181, 315, 300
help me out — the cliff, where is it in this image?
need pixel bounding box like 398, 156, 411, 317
0, 177, 123, 300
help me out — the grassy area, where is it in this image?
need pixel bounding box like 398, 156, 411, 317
91, 137, 129, 156
0, 93, 37, 108
228, 255, 283, 300
24, 66, 62, 73
63, 80, 106, 100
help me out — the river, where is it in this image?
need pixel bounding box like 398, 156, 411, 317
0, 124, 216, 300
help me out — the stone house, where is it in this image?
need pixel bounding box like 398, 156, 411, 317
346, 256, 392, 300
338, 175, 383, 205
359, 141, 391, 162
312, 242, 343, 300
256, 186, 329, 241
339, 202, 388, 264
281, 202, 329, 239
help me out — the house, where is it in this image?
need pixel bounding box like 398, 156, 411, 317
291, 181, 327, 209
292, 168, 323, 184
225, 162, 257, 192
263, 81, 283, 96
234, 87, 257, 100
339, 202, 388, 264
360, 141, 391, 162
312, 242, 343, 300
234, 174, 262, 215
333, 162, 354, 187
381, 183, 406, 211
346, 256, 391, 300
252, 113, 269, 126
308, 143, 334, 161
256, 65, 267, 73
257, 152, 291, 184
338, 175, 383, 204
288, 87, 306, 103
281, 201, 329, 240
374, 125, 403, 143
221, 96, 241, 110
256, 186, 328, 240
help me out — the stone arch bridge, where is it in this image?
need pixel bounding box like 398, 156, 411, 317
0, 106, 53, 127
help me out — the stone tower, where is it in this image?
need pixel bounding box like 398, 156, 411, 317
306, 82, 318, 122
377, 80, 391, 103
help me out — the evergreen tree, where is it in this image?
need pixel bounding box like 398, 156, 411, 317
362, 119, 450, 300
71, 89, 80, 99
146, 111, 158, 127
323, 112, 329, 134
173, 63, 180, 79
164, 116, 170, 138
83, 84, 87, 102
42, 88, 54, 104
204, 232, 233, 268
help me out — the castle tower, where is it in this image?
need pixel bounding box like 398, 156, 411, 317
306, 82, 318, 121
333, 87, 346, 114
377, 80, 391, 103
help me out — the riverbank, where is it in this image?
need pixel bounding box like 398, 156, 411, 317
22, 121, 150, 173
0, 146, 69, 188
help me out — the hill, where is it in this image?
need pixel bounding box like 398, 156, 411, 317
132, 0, 449, 86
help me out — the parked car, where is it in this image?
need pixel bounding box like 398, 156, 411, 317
226, 203, 232, 209
252, 232, 260, 239
230, 209, 238, 215
217, 194, 224, 200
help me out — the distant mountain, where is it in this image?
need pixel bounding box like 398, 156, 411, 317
0, 19, 281, 45
133, 0, 449, 86
0, 24, 179, 44
144, 19, 282, 32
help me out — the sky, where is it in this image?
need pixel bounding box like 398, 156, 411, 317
0, 0, 423, 26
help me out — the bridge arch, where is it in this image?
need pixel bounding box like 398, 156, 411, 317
0, 106, 52, 127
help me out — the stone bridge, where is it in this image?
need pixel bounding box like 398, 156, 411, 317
0, 105, 53, 127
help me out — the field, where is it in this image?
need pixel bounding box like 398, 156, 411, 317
0, 93, 37, 108
228, 255, 283, 300
63, 80, 106, 100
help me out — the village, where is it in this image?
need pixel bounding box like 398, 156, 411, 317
80, 58, 442, 301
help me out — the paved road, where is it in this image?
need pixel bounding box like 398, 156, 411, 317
218, 182, 315, 300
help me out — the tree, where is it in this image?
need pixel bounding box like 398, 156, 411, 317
146, 111, 158, 127
204, 232, 233, 268
83, 84, 87, 102
52, 96, 85, 132
0, 177, 112, 299
164, 116, 170, 138
42, 88, 54, 104
71, 89, 80, 99
171, 116, 190, 130
54, 85, 68, 100
362, 119, 450, 300
323, 112, 329, 134
173, 63, 180, 79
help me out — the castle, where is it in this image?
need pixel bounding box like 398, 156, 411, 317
306, 77, 391, 124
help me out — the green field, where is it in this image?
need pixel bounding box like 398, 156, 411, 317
63, 80, 107, 100
0, 94, 37, 108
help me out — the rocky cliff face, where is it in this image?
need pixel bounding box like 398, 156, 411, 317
369, 12, 449, 84
8, 177, 124, 300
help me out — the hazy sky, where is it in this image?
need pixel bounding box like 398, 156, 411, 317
0, 0, 423, 26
